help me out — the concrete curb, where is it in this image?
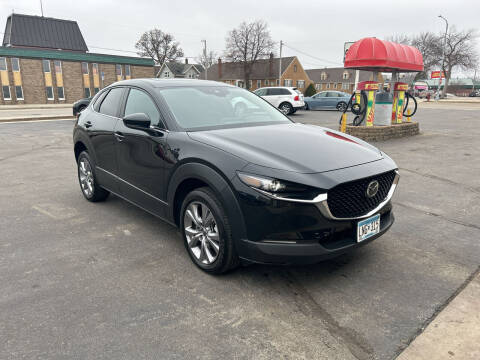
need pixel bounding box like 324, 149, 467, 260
0, 104, 73, 110
0, 115, 75, 123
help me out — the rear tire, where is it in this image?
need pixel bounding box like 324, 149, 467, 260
279, 102, 293, 115
304, 103, 309, 110
77, 151, 109, 202
336, 101, 347, 112
180, 187, 239, 274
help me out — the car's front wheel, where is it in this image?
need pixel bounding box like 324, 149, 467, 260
180, 187, 239, 274
77, 151, 109, 202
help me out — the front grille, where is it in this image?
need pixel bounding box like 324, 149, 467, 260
327, 171, 396, 218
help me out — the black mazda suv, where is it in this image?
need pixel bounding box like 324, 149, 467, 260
73, 79, 399, 274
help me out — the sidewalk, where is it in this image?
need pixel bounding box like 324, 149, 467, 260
397, 272, 480, 360
0, 104, 74, 122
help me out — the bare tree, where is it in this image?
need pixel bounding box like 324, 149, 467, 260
135, 29, 184, 65
195, 50, 218, 70
410, 32, 442, 80
225, 20, 275, 89
440, 27, 478, 96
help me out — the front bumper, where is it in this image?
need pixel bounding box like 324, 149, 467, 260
237, 208, 393, 265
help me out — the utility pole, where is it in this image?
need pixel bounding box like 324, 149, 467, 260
278, 40, 283, 86
201, 40, 207, 80
40, 0, 44, 16
436, 15, 448, 100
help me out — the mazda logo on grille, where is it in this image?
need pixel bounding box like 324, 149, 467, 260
366, 180, 379, 198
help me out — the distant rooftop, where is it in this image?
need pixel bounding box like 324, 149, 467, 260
3, 13, 88, 52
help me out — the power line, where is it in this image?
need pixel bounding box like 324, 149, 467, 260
88, 45, 138, 54
283, 43, 343, 66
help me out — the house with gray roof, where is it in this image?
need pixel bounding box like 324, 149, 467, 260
306, 67, 382, 93
200, 54, 313, 92
156, 59, 205, 79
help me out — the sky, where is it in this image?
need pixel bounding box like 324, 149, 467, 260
1, 0, 479, 77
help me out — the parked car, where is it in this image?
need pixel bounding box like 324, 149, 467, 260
73, 79, 399, 274
468, 90, 479, 97
304, 91, 351, 111
253, 87, 305, 115
73, 97, 92, 116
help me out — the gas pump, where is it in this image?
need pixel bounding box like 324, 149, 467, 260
339, 81, 378, 129
392, 82, 418, 123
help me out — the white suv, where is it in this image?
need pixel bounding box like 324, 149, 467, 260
254, 87, 305, 115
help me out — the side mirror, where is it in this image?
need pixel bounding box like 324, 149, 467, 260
123, 113, 151, 130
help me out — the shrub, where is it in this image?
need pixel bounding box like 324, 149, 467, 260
304, 83, 316, 97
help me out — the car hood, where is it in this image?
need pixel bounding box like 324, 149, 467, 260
188, 123, 383, 173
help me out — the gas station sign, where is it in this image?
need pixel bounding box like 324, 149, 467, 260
431, 71, 445, 79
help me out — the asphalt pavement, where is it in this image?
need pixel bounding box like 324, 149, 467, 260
0, 105, 479, 359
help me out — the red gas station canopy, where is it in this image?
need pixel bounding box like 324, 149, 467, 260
344, 37, 424, 72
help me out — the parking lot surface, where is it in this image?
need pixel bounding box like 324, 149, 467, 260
1, 106, 479, 359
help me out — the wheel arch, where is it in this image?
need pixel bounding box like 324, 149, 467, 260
167, 161, 247, 241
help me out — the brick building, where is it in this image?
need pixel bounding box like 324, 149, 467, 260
306, 67, 383, 93
201, 54, 313, 93
0, 13, 154, 105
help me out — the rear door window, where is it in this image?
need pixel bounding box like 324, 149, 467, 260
98, 88, 125, 117
267, 88, 282, 96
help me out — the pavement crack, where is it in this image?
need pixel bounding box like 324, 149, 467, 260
399, 167, 480, 195
394, 202, 480, 231
281, 270, 375, 360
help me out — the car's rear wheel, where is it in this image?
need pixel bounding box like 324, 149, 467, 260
279, 102, 293, 115
304, 103, 309, 110
180, 187, 239, 274
77, 151, 109, 202
336, 101, 348, 112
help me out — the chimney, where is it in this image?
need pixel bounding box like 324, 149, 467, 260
185, 58, 188, 64
269, 52, 274, 77
218, 58, 222, 78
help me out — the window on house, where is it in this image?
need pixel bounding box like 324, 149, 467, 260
297, 80, 305, 88
42, 60, 51, 73
257, 80, 261, 88
342, 83, 349, 90
54, 60, 62, 73
164, 71, 170, 77
84, 87, 91, 98
248, 80, 252, 89
2, 86, 11, 100
343, 72, 349, 80
92, 63, 99, 75
45, 86, 54, 100
94, 87, 100, 94
0, 57, 7, 71
115, 64, 122, 77
276, 79, 279, 86
11, 58, 20, 72
284, 79, 293, 87
125, 64, 131, 77
326, 83, 330, 89
320, 72, 327, 80
15, 86, 23, 100
294, 65, 297, 72
57, 87, 65, 100
333, 83, 337, 89
81, 62, 89, 74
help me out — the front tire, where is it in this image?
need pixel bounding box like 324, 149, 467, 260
77, 151, 109, 202
180, 187, 239, 274
336, 101, 347, 112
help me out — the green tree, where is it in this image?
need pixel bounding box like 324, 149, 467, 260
304, 83, 316, 97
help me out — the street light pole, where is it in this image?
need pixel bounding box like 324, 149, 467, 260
201, 40, 207, 80
436, 15, 448, 100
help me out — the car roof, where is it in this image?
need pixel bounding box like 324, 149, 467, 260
109, 78, 235, 89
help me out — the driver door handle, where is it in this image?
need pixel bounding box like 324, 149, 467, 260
84, 121, 92, 128
114, 131, 125, 142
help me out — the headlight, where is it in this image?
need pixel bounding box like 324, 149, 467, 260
237, 172, 321, 202
238, 172, 287, 192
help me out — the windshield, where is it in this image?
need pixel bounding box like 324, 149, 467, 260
158, 86, 291, 130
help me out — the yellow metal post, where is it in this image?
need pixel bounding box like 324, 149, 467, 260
340, 113, 347, 133
407, 109, 411, 122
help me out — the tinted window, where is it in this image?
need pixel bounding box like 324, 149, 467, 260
159, 86, 290, 130
280, 88, 291, 95
99, 88, 124, 117
316, 92, 327, 97
11, 58, 20, 72
267, 88, 281, 95
124, 88, 161, 126
327, 92, 339, 97
94, 90, 109, 112
255, 88, 267, 96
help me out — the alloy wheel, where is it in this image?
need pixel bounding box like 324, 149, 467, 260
280, 104, 291, 115
183, 201, 220, 265
78, 158, 94, 197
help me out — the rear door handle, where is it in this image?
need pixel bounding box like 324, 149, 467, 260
84, 121, 92, 128
114, 131, 125, 142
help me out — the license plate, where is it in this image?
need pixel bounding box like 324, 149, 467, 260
357, 214, 380, 242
